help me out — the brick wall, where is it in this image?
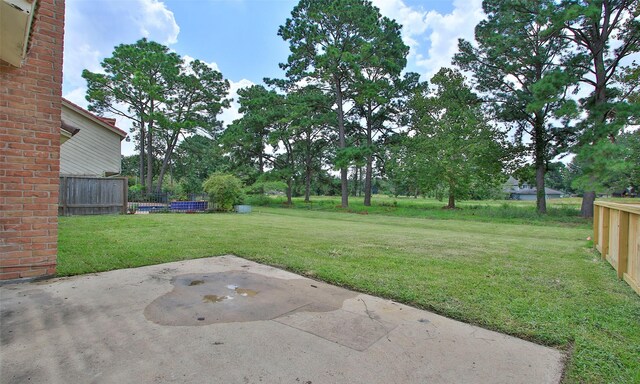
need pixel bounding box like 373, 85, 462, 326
0, 0, 65, 280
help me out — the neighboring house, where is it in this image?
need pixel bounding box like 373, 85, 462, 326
504, 176, 564, 200
60, 98, 127, 176
510, 187, 563, 200
502, 176, 520, 196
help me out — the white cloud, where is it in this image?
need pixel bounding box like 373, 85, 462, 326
136, 0, 180, 45
372, 0, 429, 54
183, 55, 220, 72
373, 0, 484, 81
416, 0, 484, 80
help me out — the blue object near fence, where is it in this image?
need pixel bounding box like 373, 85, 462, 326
137, 205, 166, 212
170, 201, 208, 212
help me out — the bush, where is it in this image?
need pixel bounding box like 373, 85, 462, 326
129, 184, 143, 194
202, 173, 244, 212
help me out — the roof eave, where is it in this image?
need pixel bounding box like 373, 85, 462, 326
61, 98, 128, 139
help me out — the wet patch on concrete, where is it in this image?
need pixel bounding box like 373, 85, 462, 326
202, 294, 227, 303
144, 271, 356, 326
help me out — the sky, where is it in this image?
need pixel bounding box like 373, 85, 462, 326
62, 0, 486, 155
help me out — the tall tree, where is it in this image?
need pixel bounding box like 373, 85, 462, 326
407, 68, 506, 209
83, 38, 181, 192
264, 92, 297, 205
226, 83, 334, 204
278, 0, 403, 208
154, 59, 230, 193
221, 85, 277, 184
349, 19, 410, 206
287, 85, 335, 202
455, 0, 576, 214
556, 0, 639, 217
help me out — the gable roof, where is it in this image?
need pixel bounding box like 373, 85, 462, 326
61, 98, 128, 140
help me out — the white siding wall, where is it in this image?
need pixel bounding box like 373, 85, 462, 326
60, 106, 122, 176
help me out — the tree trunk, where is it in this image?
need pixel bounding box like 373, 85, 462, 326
156, 139, 177, 194
139, 122, 146, 191
447, 191, 455, 209
534, 111, 547, 214
581, 191, 596, 218
352, 167, 358, 196
304, 163, 311, 203
335, 77, 348, 208
304, 138, 312, 203
535, 162, 547, 214
364, 159, 372, 204
146, 107, 154, 194
580, 23, 607, 218
364, 111, 373, 206
286, 179, 293, 206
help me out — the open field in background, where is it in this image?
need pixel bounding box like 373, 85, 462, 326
246, 195, 609, 226
58, 199, 640, 383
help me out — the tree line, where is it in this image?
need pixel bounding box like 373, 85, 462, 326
84, 0, 639, 216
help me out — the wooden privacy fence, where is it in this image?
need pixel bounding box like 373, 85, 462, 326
593, 201, 640, 295
59, 176, 128, 216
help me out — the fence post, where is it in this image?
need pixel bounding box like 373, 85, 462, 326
601, 207, 610, 261
617, 210, 629, 279
61, 176, 68, 216
122, 177, 128, 214
593, 204, 600, 249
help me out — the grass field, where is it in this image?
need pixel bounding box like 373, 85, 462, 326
58, 197, 640, 384
246, 195, 593, 225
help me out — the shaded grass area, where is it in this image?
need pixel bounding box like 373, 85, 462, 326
245, 195, 592, 226
58, 206, 639, 383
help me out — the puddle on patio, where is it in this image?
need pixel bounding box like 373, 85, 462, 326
144, 271, 356, 326
202, 294, 227, 303
235, 288, 258, 297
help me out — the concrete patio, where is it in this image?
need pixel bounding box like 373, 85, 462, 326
0, 256, 564, 383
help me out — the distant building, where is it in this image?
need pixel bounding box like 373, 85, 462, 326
504, 176, 564, 200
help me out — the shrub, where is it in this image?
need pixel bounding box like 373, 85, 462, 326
129, 184, 143, 194
202, 173, 244, 212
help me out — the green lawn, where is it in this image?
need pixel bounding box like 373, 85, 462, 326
58, 200, 640, 383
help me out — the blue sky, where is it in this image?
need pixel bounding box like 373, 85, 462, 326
62, 0, 485, 154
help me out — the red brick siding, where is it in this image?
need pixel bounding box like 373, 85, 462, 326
1, 0, 65, 280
